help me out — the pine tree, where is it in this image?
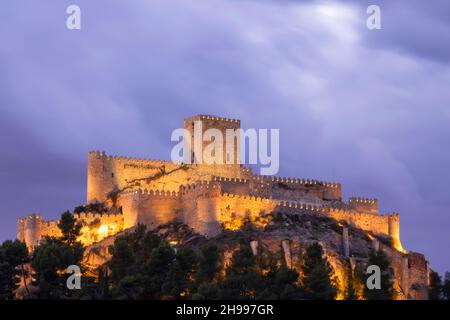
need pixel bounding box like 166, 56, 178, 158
269, 265, 301, 300
57, 211, 82, 245
142, 244, 175, 299
218, 243, 265, 299
428, 270, 442, 300
191, 282, 219, 300
442, 272, 450, 300
195, 244, 220, 285
31, 211, 84, 299
31, 237, 84, 299
363, 249, 395, 300
0, 240, 29, 300
108, 227, 147, 299
300, 242, 337, 300
162, 247, 198, 299
109, 237, 135, 282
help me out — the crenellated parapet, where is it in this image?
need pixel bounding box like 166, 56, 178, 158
87, 151, 181, 204
348, 197, 378, 215
74, 211, 124, 222
17, 214, 63, 249
120, 188, 180, 200
249, 174, 341, 201
118, 188, 182, 230
211, 176, 249, 183
88, 150, 169, 165
214, 191, 402, 251
180, 180, 222, 198
17, 210, 125, 249
195, 115, 241, 123
220, 192, 325, 212
253, 174, 341, 188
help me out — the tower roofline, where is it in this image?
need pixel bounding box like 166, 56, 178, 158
184, 114, 240, 123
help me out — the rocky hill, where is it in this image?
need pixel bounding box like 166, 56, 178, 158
84, 209, 429, 300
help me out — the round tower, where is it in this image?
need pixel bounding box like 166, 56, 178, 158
87, 151, 116, 203
388, 213, 404, 252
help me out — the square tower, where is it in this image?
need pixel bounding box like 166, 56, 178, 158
183, 115, 241, 165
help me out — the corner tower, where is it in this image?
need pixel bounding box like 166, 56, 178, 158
87, 151, 116, 203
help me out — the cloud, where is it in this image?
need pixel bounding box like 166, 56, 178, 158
0, 0, 449, 273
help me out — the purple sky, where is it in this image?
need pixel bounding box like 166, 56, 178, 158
1, 0, 450, 274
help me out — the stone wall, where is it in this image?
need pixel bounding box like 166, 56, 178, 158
17, 212, 123, 248
348, 197, 378, 215
251, 175, 342, 201
180, 181, 222, 237
87, 151, 251, 204
119, 189, 181, 230
74, 212, 124, 246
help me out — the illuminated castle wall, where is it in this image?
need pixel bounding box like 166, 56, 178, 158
17, 115, 403, 252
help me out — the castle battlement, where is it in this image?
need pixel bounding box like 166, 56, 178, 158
73, 211, 123, 220
188, 114, 241, 123
348, 197, 378, 215
349, 197, 377, 204
20, 115, 405, 254
253, 174, 341, 188
89, 150, 169, 165
212, 176, 249, 183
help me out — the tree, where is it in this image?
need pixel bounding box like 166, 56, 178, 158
218, 243, 266, 299
108, 226, 181, 300
0, 240, 29, 299
108, 227, 146, 299
195, 244, 220, 285
31, 211, 84, 299
363, 249, 395, 300
442, 272, 450, 300
428, 270, 442, 300
215, 243, 303, 300
58, 210, 82, 245
162, 247, 198, 299
192, 282, 220, 300
31, 237, 84, 299
141, 244, 175, 299
300, 242, 337, 300
109, 237, 135, 283
267, 265, 301, 300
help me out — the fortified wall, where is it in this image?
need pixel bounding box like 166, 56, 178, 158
17, 214, 61, 250
18, 211, 124, 249
19, 115, 403, 253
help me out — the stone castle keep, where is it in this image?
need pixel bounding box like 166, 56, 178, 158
18, 115, 404, 252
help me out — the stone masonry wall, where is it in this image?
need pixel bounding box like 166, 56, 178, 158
119, 189, 181, 230
87, 151, 252, 204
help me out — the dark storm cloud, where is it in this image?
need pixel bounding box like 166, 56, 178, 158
0, 0, 449, 274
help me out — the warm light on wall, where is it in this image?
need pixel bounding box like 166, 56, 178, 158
97, 225, 109, 236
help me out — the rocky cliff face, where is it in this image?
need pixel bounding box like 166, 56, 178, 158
84, 210, 430, 300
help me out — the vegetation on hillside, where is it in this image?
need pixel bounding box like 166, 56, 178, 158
0, 210, 448, 300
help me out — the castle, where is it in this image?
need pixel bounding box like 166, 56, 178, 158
18, 115, 404, 253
